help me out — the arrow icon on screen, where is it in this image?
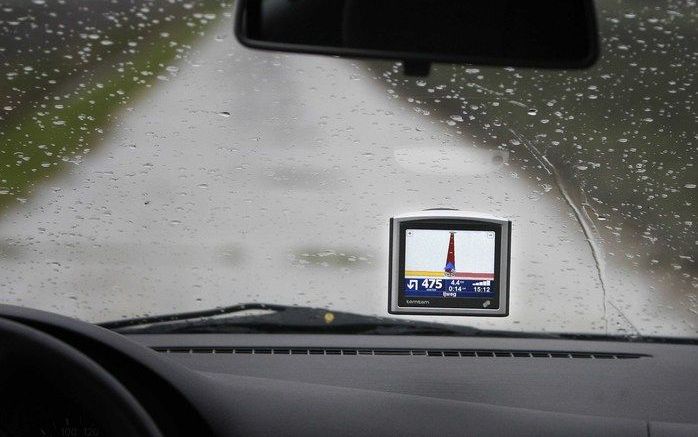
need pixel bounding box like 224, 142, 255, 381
407, 280, 418, 290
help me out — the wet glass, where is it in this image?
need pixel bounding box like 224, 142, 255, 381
0, 0, 695, 338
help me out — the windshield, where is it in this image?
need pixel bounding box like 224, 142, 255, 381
0, 0, 695, 339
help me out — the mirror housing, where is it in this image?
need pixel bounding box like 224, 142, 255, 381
234, 0, 599, 76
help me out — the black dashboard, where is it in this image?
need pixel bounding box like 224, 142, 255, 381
1, 304, 697, 436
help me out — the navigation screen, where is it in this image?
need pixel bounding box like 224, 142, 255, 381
403, 229, 496, 299
389, 212, 510, 316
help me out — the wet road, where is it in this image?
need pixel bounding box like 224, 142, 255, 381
0, 14, 694, 337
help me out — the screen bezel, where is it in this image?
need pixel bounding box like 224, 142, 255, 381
389, 213, 510, 316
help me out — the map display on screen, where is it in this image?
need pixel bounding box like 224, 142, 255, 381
403, 229, 496, 298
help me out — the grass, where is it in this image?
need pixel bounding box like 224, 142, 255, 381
0, 0, 228, 211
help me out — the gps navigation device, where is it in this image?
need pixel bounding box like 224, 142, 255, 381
389, 210, 511, 316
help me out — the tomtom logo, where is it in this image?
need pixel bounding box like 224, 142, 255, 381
406, 299, 430, 305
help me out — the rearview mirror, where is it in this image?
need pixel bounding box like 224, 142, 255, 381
234, 0, 599, 76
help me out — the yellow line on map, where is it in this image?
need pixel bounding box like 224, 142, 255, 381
404, 270, 444, 277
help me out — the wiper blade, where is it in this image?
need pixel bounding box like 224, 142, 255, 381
100, 304, 698, 343
100, 303, 286, 330
100, 303, 484, 336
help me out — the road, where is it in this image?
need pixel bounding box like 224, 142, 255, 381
0, 14, 694, 337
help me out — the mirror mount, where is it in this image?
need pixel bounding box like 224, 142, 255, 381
403, 61, 431, 77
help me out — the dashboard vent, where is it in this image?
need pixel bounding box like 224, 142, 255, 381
152, 347, 647, 359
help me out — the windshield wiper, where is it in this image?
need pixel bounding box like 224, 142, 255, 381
101, 303, 283, 331
101, 303, 491, 336
100, 303, 698, 343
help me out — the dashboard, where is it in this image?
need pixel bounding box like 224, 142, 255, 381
1, 304, 697, 436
